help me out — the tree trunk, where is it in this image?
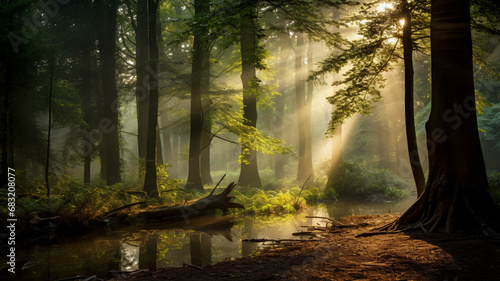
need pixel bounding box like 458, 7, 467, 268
156, 128, 163, 165
185, 0, 210, 192
274, 43, 289, 179
143, 0, 160, 197
135, 0, 149, 161
382, 0, 500, 234
99, 0, 121, 186
331, 121, 342, 172
295, 34, 313, 183
1, 30, 13, 185
200, 36, 212, 185
201, 105, 213, 185
80, 13, 94, 186
161, 114, 173, 168
45, 58, 54, 197
238, 3, 262, 188
402, 1, 426, 197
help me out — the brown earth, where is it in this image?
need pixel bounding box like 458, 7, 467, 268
109, 214, 500, 281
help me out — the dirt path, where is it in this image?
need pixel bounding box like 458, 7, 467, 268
110, 214, 500, 281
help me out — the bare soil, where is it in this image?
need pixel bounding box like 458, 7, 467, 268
110, 214, 500, 281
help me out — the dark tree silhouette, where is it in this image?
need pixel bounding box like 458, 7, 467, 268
382, 0, 500, 234
144, 0, 160, 197
98, 0, 121, 186
135, 0, 149, 161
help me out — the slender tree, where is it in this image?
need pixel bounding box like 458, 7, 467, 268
45, 58, 54, 197
135, 0, 149, 161
402, 0, 426, 196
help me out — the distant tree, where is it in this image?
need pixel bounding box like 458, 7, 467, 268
134, 0, 149, 161
382, 0, 500, 234
295, 33, 314, 183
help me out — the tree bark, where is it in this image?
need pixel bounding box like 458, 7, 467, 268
144, 0, 160, 197
1, 26, 13, 185
402, 1, 426, 197
98, 0, 121, 186
45, 58, 54, 197
238, 2, 262, 188
135, 0, 149, 161
201, 104, 213, 185
382, 0, 500, 234
200, 36, 212, 185
80, 9, 94, 186
186, 0, 210, 192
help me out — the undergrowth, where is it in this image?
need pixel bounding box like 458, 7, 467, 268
488, 171, 500, 205
325, 162, 410, 202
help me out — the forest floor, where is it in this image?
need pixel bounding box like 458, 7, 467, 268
109, 214, 500, 281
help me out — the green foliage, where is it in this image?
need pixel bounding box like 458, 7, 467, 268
209, 91, 294, 163
326, 162, 409, 201
488, 171, 500, 205
231, 185, 306, 215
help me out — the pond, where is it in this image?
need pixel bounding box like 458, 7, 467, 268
8, 198, 414, 281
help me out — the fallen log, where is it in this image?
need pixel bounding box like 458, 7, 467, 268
135, 182, 244, 222
242, 238, 321, 243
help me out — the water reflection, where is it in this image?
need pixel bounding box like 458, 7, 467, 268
12, 199, 414, 280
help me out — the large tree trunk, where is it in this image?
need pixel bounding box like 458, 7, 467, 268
185, 0, 210, 192
135, 0, 149, 161
402, 0, 426, 197
98, 0, 121, 186
238, 3, 262, 188
144, 0, 160, 197
382, 0, 500, 234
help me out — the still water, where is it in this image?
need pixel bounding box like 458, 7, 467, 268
9, 198, 413, 281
